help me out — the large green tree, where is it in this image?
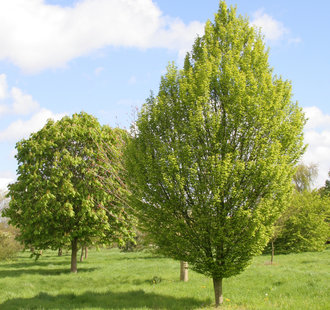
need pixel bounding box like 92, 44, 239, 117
3, 112, 133, 272
126, 1, 305, 307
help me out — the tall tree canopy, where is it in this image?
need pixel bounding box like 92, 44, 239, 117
3, 112, 133, 272
126, 1, 305, 306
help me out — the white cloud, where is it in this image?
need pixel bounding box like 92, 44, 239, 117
0, 108, 65, 142
0, 171, 15, 191
0, 74, 8, 100
0, 74, 9, 117
0, 73, 65, 141
152, 17, 204, 55
0, 178, 12, 191
251, 9, 288, 42
11, 87, 39, 115
0, 74, 40, 116
0, 104, 9, 117
0, 0, 204, 73
302, 106, 330, 188
304, 106, 330, 130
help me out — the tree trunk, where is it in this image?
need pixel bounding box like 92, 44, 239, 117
80, 246, 84, 262
213, 278, 223, 307
180, 261, 188, 282
71, 238, 78, 273
58, 248, 62, 256
271, 241, 274, 265
84, 247, 88, 259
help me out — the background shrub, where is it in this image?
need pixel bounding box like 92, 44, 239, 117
0, 222, 22, 260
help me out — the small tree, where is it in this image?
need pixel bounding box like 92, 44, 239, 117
4, 112, 133, 272
268, 211, 290, 264
126, 2, 305, 306
293, 163, 318, 192
268, 164, 330, 259
272, 190, 329, 253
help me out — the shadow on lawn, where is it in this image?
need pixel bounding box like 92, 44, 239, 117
0, 267, 97, 278
0, 290, 211, 310
1, 259, 69, 269
122, 255, 165, 260
110, 254, 165, 261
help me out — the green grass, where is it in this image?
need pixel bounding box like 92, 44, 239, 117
0, 248, 329, 309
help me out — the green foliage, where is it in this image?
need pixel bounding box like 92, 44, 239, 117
119, 229, 149, 252
126, 0, 305, 291
267, 164, 329, 257
320, 170, 330, 198
0, 222, 22, 260
3, 112, 134, 270
0, 191, 21, 260
272, 190, 330, 253
0, 190, 9, 223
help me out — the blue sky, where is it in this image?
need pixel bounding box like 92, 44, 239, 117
0, 0, 329, 189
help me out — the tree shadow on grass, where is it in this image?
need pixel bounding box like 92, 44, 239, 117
0, 267, 97, 278
0, 290, 211, 310
121, 255, 165, 260
1, 260, 70, 269
109, 254, 165, 261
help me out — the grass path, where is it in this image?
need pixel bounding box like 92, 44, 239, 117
0, 248, 329, 309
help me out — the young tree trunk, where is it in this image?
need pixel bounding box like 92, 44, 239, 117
58, 248, 62, 256
71, 238, 78, 273
271, 241, 275, 265
213, 278, 223, 307
180, 261, 188, 282
80, 246, 84, 262
84, 247, 88, 259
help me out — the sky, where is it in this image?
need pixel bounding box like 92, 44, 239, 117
0, 0, 329, 190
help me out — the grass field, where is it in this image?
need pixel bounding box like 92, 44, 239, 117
0, 248, 329, 309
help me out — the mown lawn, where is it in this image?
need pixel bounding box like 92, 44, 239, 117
0, 247, 329, 309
